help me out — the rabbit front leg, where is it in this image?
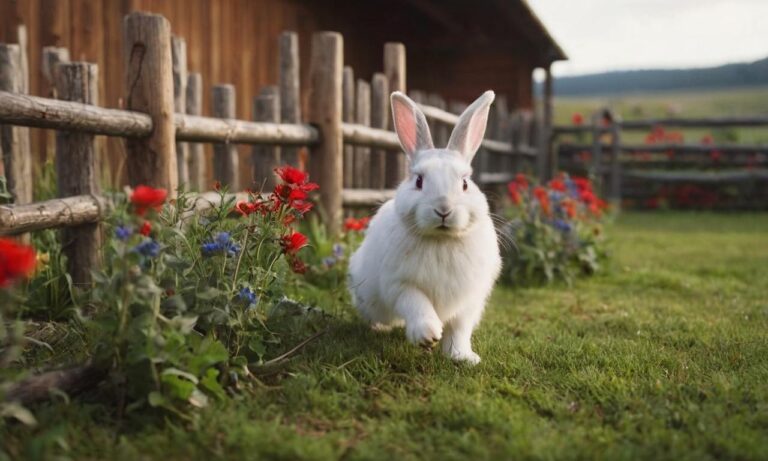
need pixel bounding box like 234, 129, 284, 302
441, 307, 483, 365
394, 287, 443, 347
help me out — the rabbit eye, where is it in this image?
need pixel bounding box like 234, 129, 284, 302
416, 175, 423, 190
462, 179, 468, 191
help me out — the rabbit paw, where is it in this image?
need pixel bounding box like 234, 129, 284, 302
446, 348, 481, 365
406, 317, 443, 348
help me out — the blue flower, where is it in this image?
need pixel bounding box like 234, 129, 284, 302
322, 257, 336, 267
133, 239, 161, 257
201, 232, 240, 257
115, 225, 133, 241
551, 219, 572, 233
332, 243, 344, 259
215, 232, 231, 245
237, 287, 258, 306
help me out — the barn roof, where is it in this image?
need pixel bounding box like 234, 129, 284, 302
398, 0, 568, 65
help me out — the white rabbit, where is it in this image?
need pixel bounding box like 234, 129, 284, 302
348, 90, 502, 365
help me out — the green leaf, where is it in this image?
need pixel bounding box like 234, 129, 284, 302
161, 374, 196, 400
201, 368, 226, 401
196, 287, 223, 301
161, 367, 199, 384
148, 391, 167, 408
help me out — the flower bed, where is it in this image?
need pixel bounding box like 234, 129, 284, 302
502, 173, 609, 286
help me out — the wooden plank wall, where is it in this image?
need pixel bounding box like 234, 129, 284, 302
0, 0, 324, 190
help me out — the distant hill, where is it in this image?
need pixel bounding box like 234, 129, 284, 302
545, 57, 768, 96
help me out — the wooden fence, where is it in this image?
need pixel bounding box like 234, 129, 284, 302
0, 12, 542, 285
550, 112, 768, 208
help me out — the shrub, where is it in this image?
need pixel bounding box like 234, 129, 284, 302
502, 173, 609, 286
2, 165, 325, 421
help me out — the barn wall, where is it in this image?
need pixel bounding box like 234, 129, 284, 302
0, 0, 541, 188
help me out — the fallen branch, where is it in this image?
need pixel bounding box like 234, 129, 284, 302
248, 329, 327, 373
4, 361, 109, 406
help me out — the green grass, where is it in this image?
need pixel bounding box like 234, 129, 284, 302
553, 85, 768, 144
4, 212, 768, 460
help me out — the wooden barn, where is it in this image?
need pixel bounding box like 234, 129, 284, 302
0, 0, 565, 186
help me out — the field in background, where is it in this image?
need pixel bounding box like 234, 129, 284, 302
550, 85, 768, 144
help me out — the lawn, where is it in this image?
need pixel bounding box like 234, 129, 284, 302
3, 212, 768, 460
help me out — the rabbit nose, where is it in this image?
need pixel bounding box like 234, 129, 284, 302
434, 208, 452, 220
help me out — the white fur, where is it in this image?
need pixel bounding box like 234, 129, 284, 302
348, 91, 502, 365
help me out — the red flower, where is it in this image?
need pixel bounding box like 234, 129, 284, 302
549, 178, 566, 192
533, 186, 551, 216
275, 166, 308, 185
507, 182, 522, 205
710, 150, 722, 162
561, 198, 577, 218
281, 231, 308, 254
130, 186, 167, 216
344, 216, 371, 232
701, 134, 714, 145
213, 181, 221, 191
0, 238, 36, 287
571, 113, 584, 126
139, 221, 152, 236
515, 173, 529, 189
235, 200, 264, 217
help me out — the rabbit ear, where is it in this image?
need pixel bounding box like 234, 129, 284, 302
391, 91, 434, 159
447, 91, 495, 163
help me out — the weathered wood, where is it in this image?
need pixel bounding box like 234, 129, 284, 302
479, 172, 514, 185
4, 361, 109, 406
55, 62, 101, 286
41, 47, 71, 165
370, 73, 389, 190
0, 90, 318, 146
342, 66, 355, 188
561, 143, 768, 155
609, 114, 622, 203
0, 195, 111, 236
212, 84, 239, 190
172, 36, 189, 188
342, 123, 400, 149
42, 47, 70, 87
176, 115, 318, 145
185, 72, 205, 190
418, 103, 459, 125
408, 90, 426, 104
308, 32, 344, 236
384, 42, 406, 188
354, 79, 371, 188
542, 65, 554, 179
342, 188, 396, 207
0, 90, 153, 135
623, 169, 768, 183
279, 31, 301, 167
252, 86, 281, 191
590, 111, 603, 189
123, 12, 177, 192
0, 45, 33, 205
427, 93, 449, 147
16, 25, 29, 95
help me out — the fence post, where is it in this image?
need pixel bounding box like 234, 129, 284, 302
279, 31, 301, 167
591, 111, 603, 190
42, 47, 70, 164
252, 85, 281, 191
0, 44, 33, 206
354, 79, 371, 188
172, 36, 189, 189
384, 42, 406, 188
212, 84, 239, 190
186, 72, 205, 190
55, 62, 101, 286
123, 12, 177, 193
308, 32, 343, 237
342, 66, 355, 188
427, 93, 449, 147
609, 112, 622, 205
370, 72, 389, 190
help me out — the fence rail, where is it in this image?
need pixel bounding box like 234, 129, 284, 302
550, 110, 768, 207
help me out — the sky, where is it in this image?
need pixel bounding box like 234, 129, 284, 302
527, 0, 768, 77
